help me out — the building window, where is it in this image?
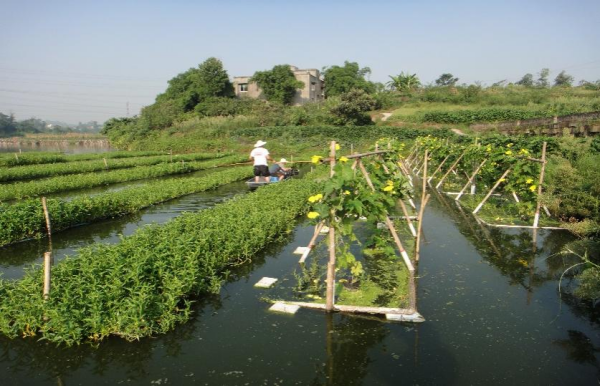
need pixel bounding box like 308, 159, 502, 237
311, 81, 316, 92
239, 83, 248, 92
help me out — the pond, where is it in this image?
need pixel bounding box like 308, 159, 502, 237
0, 138, 112, 154
0, 169, 598, 385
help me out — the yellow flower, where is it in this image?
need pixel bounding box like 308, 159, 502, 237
311, 155, 323, 164
308, 194, 323, 203
529, 185, 537, 192
507, 143, 513, 148
505, 150, 513, 155
383, 185, 394, 192
526, 178, 534, 184
520, 148, 530, 155
307, 212, 320, 219
486, 147, 492, 152
499, 178, 506, 182
339, 156, 349, 163
386, 180, 394, 186
343, 190, 351, 195
335, 144, 341, 151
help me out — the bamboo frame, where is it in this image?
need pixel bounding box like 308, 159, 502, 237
435, 151, 466, 189
415, 194, 431, 261
473, 168, 512, 214
455, 159, 487, 201
325, 141, 337, 312
427, 155, 450, 183
533, 142, 547, 229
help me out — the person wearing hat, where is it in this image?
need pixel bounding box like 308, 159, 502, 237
269, 158, 291, 181
249, 140, 272, 182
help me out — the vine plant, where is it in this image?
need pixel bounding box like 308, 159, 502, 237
306, 141, 413, 284
414, 136, 543, 220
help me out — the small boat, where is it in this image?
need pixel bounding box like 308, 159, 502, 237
246, 169, 298, 189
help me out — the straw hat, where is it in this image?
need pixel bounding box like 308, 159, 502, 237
254, 140, 267, 148
279, 158, 288, 163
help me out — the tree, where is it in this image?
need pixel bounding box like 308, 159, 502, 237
536, 68, 550, 88
435, 73, 459, 87
329, 89, 377, 126
387, 72, 421, 92
158, 57, 234, 112
0, 112, 17, 137
516, 73, 534, 87
323, 61, 375, 97
251, 65, 304, 105
554, 70, 574, 87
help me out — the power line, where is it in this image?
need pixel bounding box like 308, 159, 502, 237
0, 77, 163, 90
0, 67, 167, 83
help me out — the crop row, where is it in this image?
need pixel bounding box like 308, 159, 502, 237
0, 155, 247, 201
411, 105, 600, 125
0, 152, 223, 183
0, 166, 253, 247
0, 151, 167, 167
0, 176, 320, 345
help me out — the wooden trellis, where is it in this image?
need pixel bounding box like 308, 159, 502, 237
283, 141, 427, 321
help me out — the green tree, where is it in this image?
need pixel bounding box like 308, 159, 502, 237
435, 73, 459, 86
387, 72, 421, 92
329, 89, 377, 126
158, 57, 234, 112
323, 61, 375, 97
516, 73, 534, 87
0, 112, 17, 137
251, 65, 304, 105
554, 70, 574, 87
536, 68, 550, 88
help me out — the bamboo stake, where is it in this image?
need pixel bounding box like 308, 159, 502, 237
103, 157, 108, 169
533, 142, 547, 229
399, 200, 417, 237
358, 160, 414, 272
14, 153, 19, 163
43, 252, 51, 300
473, 168, 512, 214
435, 151, 466, 189
421, 150, 428, 205
455, 159, 487, 201
427, 155, 450, 183
325, 141, 337, 312
415, 194, 431, 261
300, 222, 325, 263
512, 191, 520, 203
41, 197, 52, 239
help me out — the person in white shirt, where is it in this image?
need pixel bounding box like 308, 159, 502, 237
249, 140, 272, 182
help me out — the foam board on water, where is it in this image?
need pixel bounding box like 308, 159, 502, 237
386, 312, 425, 323
293, 247, 310, 255
254, 277, 278, 288
269, 302, 300, 314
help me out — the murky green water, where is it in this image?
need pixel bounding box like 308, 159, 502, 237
1, 168, 598, 385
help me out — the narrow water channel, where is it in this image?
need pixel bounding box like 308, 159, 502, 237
1, 181, 598, 385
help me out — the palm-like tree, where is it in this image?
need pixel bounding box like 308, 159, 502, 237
387, 72, 421, 92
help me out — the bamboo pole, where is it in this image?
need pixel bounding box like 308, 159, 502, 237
41, 197, 52, 239
43, 251, 51, 300
421, 150, 428, 204
399, 200, 417, 237
473, 168, 512, 214
321, 150, 388, 163
533, 142, 547, 229
455, 159, 487, 201
415, 194, 431, 261
358, 160, 414, 272
14, 153, 19, 163
325, 141, 337, 312
427, 155, 450, 183
103, 157, 108, 169
435, 150, 466, 189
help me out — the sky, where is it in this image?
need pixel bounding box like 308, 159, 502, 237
1, 0, 599, 124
